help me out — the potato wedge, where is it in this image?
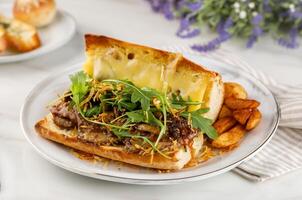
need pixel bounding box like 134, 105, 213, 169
212, 125, 246, 148
246, 109, 262, 130
218, 105, 232, 119
233, 109, 253, 125
0, 26, 7, 53
224, 97, 260, 110
224, 82, 248, 99
213, 117, 237, 134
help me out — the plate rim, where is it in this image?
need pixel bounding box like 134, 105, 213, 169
0, 6, 77, 63
20, 60, 280, 185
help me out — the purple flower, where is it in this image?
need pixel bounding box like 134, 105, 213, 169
186, 2, 202, 12
162, 1, 175, 20
191, 18, 232, 52
147, 0, 165, 12
176, 0, 186, 9
252, 14, 263, 25
247, 14, 263, 48
146, 0, 175, 20
278, 28, 299, 48
263, 0, 271, 12
290, 11, 302, 20
177, 28, 201, 38
176, 14, 201, 38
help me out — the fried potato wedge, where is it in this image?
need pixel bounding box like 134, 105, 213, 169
212, 125, 246, 148
224, 97, 260, 110
246, 109, 262, 130
213, 117, 237, 134
218, 105, 233, 119
233, 109, 253, 125
0, 26, 7, 53
224, 82, 248, 99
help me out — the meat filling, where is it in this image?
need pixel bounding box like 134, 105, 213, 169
50, 101, 199, 146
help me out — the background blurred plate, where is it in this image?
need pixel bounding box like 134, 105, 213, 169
0, 3, 76, 63
20, 53, 280, 185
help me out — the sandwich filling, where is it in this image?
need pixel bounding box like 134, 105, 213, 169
49, 71, 218, 159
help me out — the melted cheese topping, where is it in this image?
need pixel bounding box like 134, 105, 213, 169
84, 46, 214, 112
85, 47, 165, 91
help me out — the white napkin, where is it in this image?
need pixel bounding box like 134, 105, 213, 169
163, 46, 302, 181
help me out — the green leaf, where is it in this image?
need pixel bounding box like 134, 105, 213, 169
126, 110, 163, 128
118, 100, 137, 111
103, 79, 151, 111
145, 110, 163, 127
84, 105, 101, 117
69, 71, 91, 107
131, 91, 141, 102
170, 93, 203, 109
126, 110, 145, 123
181, 108, 218, 139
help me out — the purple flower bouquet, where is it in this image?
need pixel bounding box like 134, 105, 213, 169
147, 0, 302, 52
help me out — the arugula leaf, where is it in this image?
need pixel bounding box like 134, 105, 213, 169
70, 71, 91, 107
126, 110, 145, 123
85, 105, 101, 117
170, 93, 203, 109
117, 100, 137, 111
126, 110, 163, 128
102, 79, 151, 111
181, 108, 218, 139
145, 110, 163, 127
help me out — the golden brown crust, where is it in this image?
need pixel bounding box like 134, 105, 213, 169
35, 117, 192, 170
84, 34, 220, 77
6, 32, 41, 52
5, 19, 41, 52
13, 0, 56, 27
0, 27, 7, 52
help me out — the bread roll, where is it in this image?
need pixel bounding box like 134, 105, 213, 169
13, 0, 56, 27
6, 19, 41, 52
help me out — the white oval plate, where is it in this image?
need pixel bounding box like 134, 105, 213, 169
20, 54, 280, 185
0, 3, 76, 63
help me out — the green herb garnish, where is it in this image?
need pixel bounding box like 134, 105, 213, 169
70, 71, 91, 107
68, 71, 218, 158
181, 108, 218, 139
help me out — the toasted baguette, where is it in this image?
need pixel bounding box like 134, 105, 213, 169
35, 35, 222, 170
83, 35, 224, 121
35, 114, 198, 170
6, 19, 41, 52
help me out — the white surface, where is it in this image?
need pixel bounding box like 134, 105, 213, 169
20, 58, 279, 185
0, 0, 301, 198
0, 3, 76, 63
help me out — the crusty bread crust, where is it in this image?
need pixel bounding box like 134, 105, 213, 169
13, 0, 56, 27
6, 19, 41, 52
35, 116, 193, 170
85, 34, 219, 76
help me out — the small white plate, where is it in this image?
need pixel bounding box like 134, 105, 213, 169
0, 3, 76, 63
20, 54, 280, 185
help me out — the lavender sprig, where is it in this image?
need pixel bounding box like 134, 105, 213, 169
147, 0, 302, 51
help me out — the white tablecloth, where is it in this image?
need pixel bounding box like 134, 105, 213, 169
1, 0, 302, 199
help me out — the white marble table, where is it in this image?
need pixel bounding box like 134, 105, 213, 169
0, 0, 301, 199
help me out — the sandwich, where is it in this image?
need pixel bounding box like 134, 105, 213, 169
35, 35, 224, 170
